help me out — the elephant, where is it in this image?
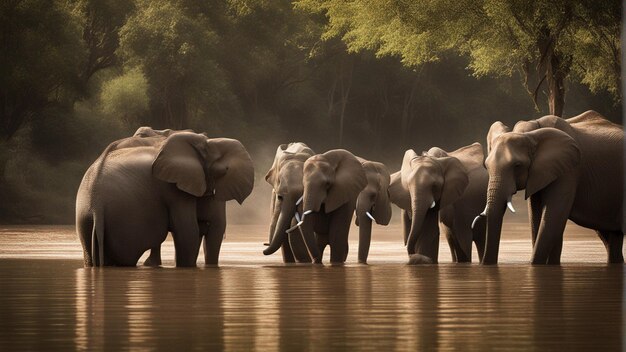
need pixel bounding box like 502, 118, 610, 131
76, 130, 255, 267
478, 110, 623, 265
264, 149, 367, 264
389, 143, 488, 264
263, 142, 315, 263
354, 157, 392, 264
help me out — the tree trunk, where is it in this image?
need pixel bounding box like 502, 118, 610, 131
546, 53, 568, 117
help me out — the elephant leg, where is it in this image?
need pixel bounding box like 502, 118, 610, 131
596, 230, 624, 264
288, 229, 312, 263
280, 239, 296, 263
528, 194, 543, 247
329, 205, 353, 264
316, 232, 329, 263
204, 201, 226, 266
170, 202, 201, 267
143, 246, 162, 266
531, 179, 575, 265
472, 221, 486, 262
401, 210, 411, 246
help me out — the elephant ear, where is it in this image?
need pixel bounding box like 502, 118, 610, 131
373, 164, 392, 225
487, 121, 510, 154
438, 156, 469, 208
525, 128, 580, 199
152, 132, 209, 197
388, 171, 410, 210
448, 142, 484, 172
265, 144, 288, 186
325, 150, 367, 213
207, 138, 255, 204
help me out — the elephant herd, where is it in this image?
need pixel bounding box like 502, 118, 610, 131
76, 110, 624, 267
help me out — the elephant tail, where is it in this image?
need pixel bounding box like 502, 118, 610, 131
90, 206, 105, 267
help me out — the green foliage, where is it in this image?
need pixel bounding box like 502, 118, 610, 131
100, 68, 149, 126
0, 0, 621, 223
298, 0, 622, 112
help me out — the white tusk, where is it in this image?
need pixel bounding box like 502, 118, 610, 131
507, 200, 516, 213
471, 215, 482, 230
296, 196, 303, 205
430, 200, 436, 209
296, 220, 304, 227
303, 210, 312, 216
212, 189, 216, 195
295, 212, 301, 222
366, 211, 375, 221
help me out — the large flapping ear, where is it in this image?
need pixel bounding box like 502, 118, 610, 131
207, 138, 255, 204
487, 121, 510, 154
448, 142, 485, 172
324, 149, 367, 213
152, 132, 208, 197
265, 144, 288, 186
437, 156, 469, 208
525, 128, 580, 199
372, 163, 392, 225
388, 171, 411, 210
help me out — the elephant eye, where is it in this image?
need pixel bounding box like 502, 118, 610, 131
277, 195, 283, 201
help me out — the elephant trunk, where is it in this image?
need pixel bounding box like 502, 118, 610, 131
406, 190, 432, 258
356, 196, 375, 264
357, 218, 372, 263
263, 200, 297, 255
267, 195, 281, 245
481, 174, 512, 265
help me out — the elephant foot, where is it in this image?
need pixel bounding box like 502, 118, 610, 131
143, 257, 162, 267
358, 260, 368, 265
407, 254, 433, 265
330, 262, 346, 266
313, 258, 323, 264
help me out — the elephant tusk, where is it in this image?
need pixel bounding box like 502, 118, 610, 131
286, 224, 300, 233
295, 212, 301, 222
296, 196, 303, 205
303, 210, 312, 216
471, 214, 484, 229
430, 200, 436, 209
507, 200, 516, 213
366, 211, 375, 221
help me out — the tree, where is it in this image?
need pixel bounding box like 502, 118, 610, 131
296, 0, 621, 117
0, 0, 84, 141
118, 0, 224, 128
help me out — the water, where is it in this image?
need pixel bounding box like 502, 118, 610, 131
0, 222, 623, 350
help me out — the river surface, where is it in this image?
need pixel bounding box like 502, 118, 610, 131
0, 221, 623, 351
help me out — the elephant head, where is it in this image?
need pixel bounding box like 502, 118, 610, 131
355, 159, 392, 263
388, 149, 469, 263
480, 127, 580, 264
152, 132, 255, 204
264, 149, 367, 258
263, 143, 314, 257
301, 149, 367, 215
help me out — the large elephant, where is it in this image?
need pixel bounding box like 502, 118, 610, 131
479, 110, 623, 264
389, 143, 487, 264
263, 142, 314, 263
354, 157, 392, 264
76, 130, 254, 267
264, 149, 367, 264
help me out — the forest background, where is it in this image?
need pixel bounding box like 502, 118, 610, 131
0, 0, 621, 223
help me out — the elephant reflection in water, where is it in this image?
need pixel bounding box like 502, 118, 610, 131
74, 268, 226, 350
389, 143, 488, 264
76, 127, 255, 267
479, 110, 623, 264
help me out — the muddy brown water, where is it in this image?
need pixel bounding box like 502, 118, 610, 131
0, 220, 623, 350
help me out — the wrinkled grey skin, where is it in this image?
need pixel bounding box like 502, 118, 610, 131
76, 128, 255, 267
264, 149, 367, 264
389, 143, 487, 264
481, 110, 623, 265
354, 157, 392, 264
263, 142, 314, 263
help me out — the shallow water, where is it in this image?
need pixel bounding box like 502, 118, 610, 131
0, 223, 624, 350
